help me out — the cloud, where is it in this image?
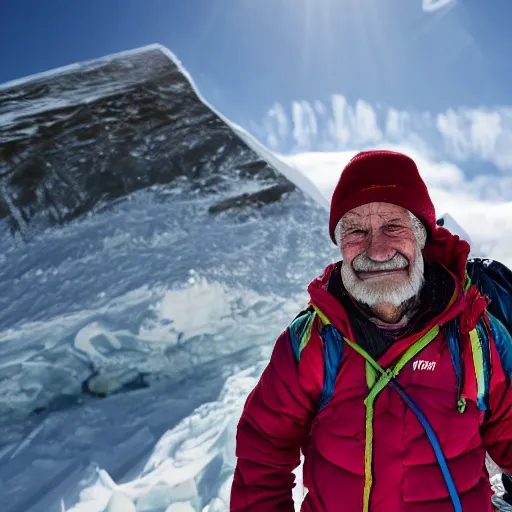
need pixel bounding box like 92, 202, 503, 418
329, 98, 382, 146
292, 100, 318, 150
422, 0, 456, 12
261, 96, 512, 175
328, 95, 351, 147
386, 108, 412, 140
437, 107, 512, 170
262, 102, 289, 150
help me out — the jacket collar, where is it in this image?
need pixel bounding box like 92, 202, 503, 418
307, 226, 484, 367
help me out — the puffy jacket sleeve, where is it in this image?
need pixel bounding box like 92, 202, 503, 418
481, 314, 512, 472
230, 326, 322, 511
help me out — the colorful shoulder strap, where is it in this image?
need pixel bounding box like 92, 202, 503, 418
444, 314, 492, 413
287, 306, 344, 411
312, 306, 461, 512
288, 307, 316, 364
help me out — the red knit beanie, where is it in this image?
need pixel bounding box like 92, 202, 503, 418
329, 150, 436, 244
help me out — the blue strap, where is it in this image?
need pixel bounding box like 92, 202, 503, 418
444, 319, 463, 407
318, 324, 344, 411
390, 380, 462, 512
288, 309, 315, 363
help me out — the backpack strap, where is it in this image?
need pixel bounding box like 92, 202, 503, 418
317, 320, 344, 411
445, 313, 492, 413
311, 305, 463, 512
288, 307, 316, 364
287, 306, 344, 411
469, 316, 492, 411
444, 318, 466, 412
464, 258, 512, 407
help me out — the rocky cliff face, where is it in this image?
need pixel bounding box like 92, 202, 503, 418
0, 45, 294, 238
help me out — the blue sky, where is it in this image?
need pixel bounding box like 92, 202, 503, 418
1, 0, 511, 126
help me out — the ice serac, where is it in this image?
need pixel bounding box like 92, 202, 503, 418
0, 44, 297, 238
0, 44, 331, 416
104, 491, 136, 512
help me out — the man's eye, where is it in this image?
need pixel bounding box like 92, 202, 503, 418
349, 229, 366, 235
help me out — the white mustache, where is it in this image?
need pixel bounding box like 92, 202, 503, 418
352, 252, 409, 272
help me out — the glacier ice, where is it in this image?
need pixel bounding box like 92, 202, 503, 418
0, 44, 332, 512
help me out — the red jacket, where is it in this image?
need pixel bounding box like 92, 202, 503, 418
231, 228, 512, 511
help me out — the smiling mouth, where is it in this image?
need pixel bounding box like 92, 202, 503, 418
357, 269, 408, 281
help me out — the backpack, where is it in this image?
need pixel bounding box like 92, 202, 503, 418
466, 258, 512, 339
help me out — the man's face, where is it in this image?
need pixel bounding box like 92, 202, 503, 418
339, 202, 424, 308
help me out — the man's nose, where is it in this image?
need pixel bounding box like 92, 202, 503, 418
366, 232, 396, 262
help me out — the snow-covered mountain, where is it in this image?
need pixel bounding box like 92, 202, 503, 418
0, 45, 337, 512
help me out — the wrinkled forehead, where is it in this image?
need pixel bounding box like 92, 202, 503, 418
341, 202, 411, 227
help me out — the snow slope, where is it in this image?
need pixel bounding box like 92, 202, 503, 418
0, 44, 334, 512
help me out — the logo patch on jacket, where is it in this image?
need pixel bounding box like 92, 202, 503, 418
413, 360, 437, 371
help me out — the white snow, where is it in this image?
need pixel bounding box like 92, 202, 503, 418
439, 213, 473, 246
0, 184, 312, 512
104, 492, 136, 512
231, 126, 330, 211
55, 365, 266, 512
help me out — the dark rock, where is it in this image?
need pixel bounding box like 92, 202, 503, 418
208, 182, 295, 214
0, 45, 295, 238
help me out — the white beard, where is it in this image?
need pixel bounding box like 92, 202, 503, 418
341, 245, 425, 307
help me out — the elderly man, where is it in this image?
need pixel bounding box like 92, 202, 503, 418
230, 150, 512, 512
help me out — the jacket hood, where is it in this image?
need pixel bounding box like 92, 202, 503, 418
422, 225, 470, 284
